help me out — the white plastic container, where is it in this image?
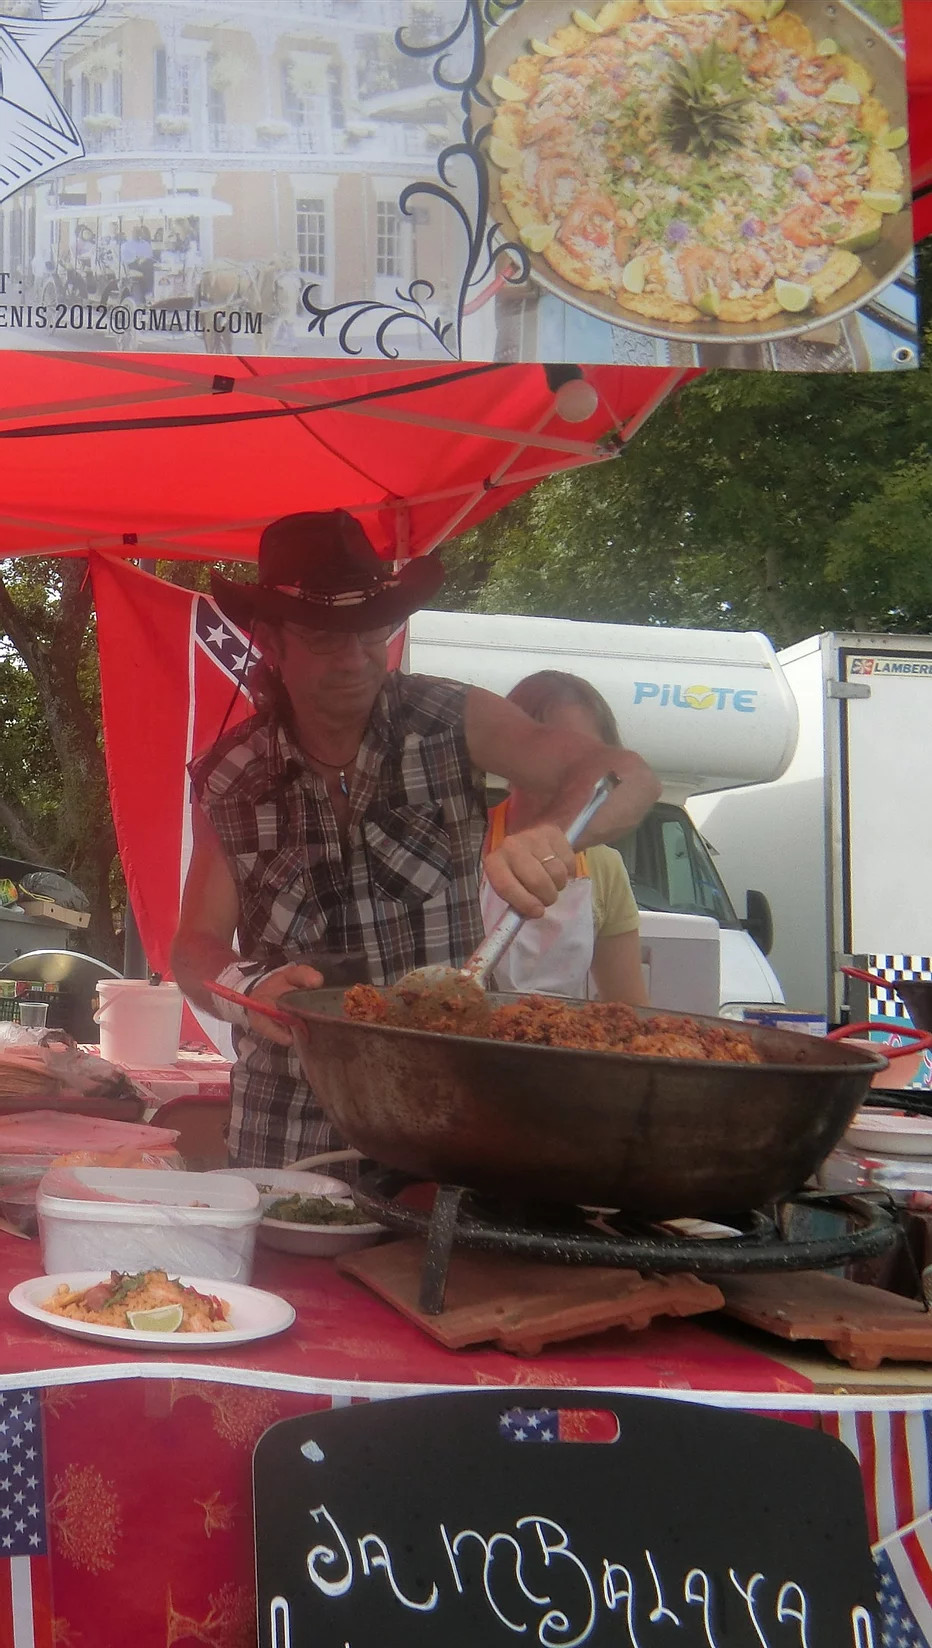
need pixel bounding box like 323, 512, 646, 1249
639, 913, 721, 1017
95, 979, 183, 1067
37, 1168, 260, 1283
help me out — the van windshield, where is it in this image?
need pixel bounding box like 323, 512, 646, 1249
614, 804, 740, 929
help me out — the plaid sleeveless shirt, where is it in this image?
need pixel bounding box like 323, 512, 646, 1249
189, 673, 487, 1167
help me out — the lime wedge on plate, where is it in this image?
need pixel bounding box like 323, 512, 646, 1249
835, 205, 882, 251
774, 278, 813, 313
695, 286, 722, 318
127, 1304, 184, 1333
572, 8, 604, 30
621, 256, 647, 294
530, 36, 560, 55
838, 224, 882, 252
816, 37, 838, 55
880, 126, 908, 151
488, 137, 521, 169
823, 80, 861, 106
491, 74, 529, 102
764, 0, 786, 16
862, 189, 904, 215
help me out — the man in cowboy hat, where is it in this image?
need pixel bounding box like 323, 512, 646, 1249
172, 510, 660, 1168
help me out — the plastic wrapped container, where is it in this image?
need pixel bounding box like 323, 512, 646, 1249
0, 1116, 183, 1238
37, 1168, 260, 1282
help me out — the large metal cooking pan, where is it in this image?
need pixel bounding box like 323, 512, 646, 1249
478, 0, 911, 346
281, 990, 888, 1218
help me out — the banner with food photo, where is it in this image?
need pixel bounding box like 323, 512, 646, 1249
0, 0, 915, 368
481, 0, 915, 369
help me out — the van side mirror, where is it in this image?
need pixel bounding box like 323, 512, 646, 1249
743, 889, 773, 957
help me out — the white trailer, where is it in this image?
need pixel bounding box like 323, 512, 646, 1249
407, 610, 798, 1011
689, 632, 932, 1021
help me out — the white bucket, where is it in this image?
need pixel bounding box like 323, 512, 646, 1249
95, 980, 183, 1068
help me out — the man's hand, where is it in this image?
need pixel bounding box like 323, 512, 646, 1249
248, 963, 324, 1046
484, 824, 577, 919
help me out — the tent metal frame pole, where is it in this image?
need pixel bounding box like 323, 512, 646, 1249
417, 404, 561, 557
415, 365, 686, 555
316, 400, 603, 459
122, 555, 158, 979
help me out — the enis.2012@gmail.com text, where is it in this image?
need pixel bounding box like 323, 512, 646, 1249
0, 302, 263, 337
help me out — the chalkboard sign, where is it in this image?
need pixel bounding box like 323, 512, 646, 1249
254, 1391, 877, 1648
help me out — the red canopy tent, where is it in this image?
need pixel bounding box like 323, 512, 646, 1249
0, 356, 690, 562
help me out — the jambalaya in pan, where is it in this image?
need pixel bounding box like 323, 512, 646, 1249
344, 984, 765, 1062
488, 0, 907, 325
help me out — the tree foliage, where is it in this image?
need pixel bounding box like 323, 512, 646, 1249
433, 243, 932, 647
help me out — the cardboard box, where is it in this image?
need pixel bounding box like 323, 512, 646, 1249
19, 897, 90, 929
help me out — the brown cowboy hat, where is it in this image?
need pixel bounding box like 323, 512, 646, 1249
210, 510, 443, 633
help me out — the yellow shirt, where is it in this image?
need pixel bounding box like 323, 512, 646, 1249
585, 842, 641, 938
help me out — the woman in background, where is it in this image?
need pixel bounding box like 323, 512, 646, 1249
481, 671, 647, 1005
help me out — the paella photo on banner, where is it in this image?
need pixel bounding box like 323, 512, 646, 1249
0, 0, 915, 369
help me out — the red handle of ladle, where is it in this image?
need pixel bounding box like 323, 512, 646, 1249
841, 964, 888, 988
207, 978, 296, 1030
826, 1022, 932, 1059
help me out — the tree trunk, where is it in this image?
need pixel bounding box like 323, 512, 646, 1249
0, 796, 46, 865
0, 562, 121, 967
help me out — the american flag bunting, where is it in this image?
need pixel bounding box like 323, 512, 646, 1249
825, 1410, 932, 1647
0, 1390, 51, 1648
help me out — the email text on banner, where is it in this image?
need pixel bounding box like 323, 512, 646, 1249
0, 303, 263, 338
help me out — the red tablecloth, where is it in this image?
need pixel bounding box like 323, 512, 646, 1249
0, 1231, 817, 1648
6, 1237, 931, 1648
0, 1236, 812, 1397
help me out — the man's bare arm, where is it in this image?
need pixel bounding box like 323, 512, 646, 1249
171, 804, 320, 1046
464, 687, 659, 840
171, 804, 241, 1015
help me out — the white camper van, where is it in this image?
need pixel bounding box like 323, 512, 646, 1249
690, 632, 932, 1022
407, 610, 797, 1012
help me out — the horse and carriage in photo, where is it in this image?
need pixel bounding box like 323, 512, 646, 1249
32, 194, 307, 352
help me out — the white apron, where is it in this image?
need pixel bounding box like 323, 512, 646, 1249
480, 802, 597, 999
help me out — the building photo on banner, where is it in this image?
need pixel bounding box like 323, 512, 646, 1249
0, 0, 917, 370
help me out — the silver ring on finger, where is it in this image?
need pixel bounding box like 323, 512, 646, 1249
541, 854, 558, 864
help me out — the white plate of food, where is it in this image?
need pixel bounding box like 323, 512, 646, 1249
212, 1168, 388, 1256
844, 1111, 932, 1158
9, 1269, 295, 1349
